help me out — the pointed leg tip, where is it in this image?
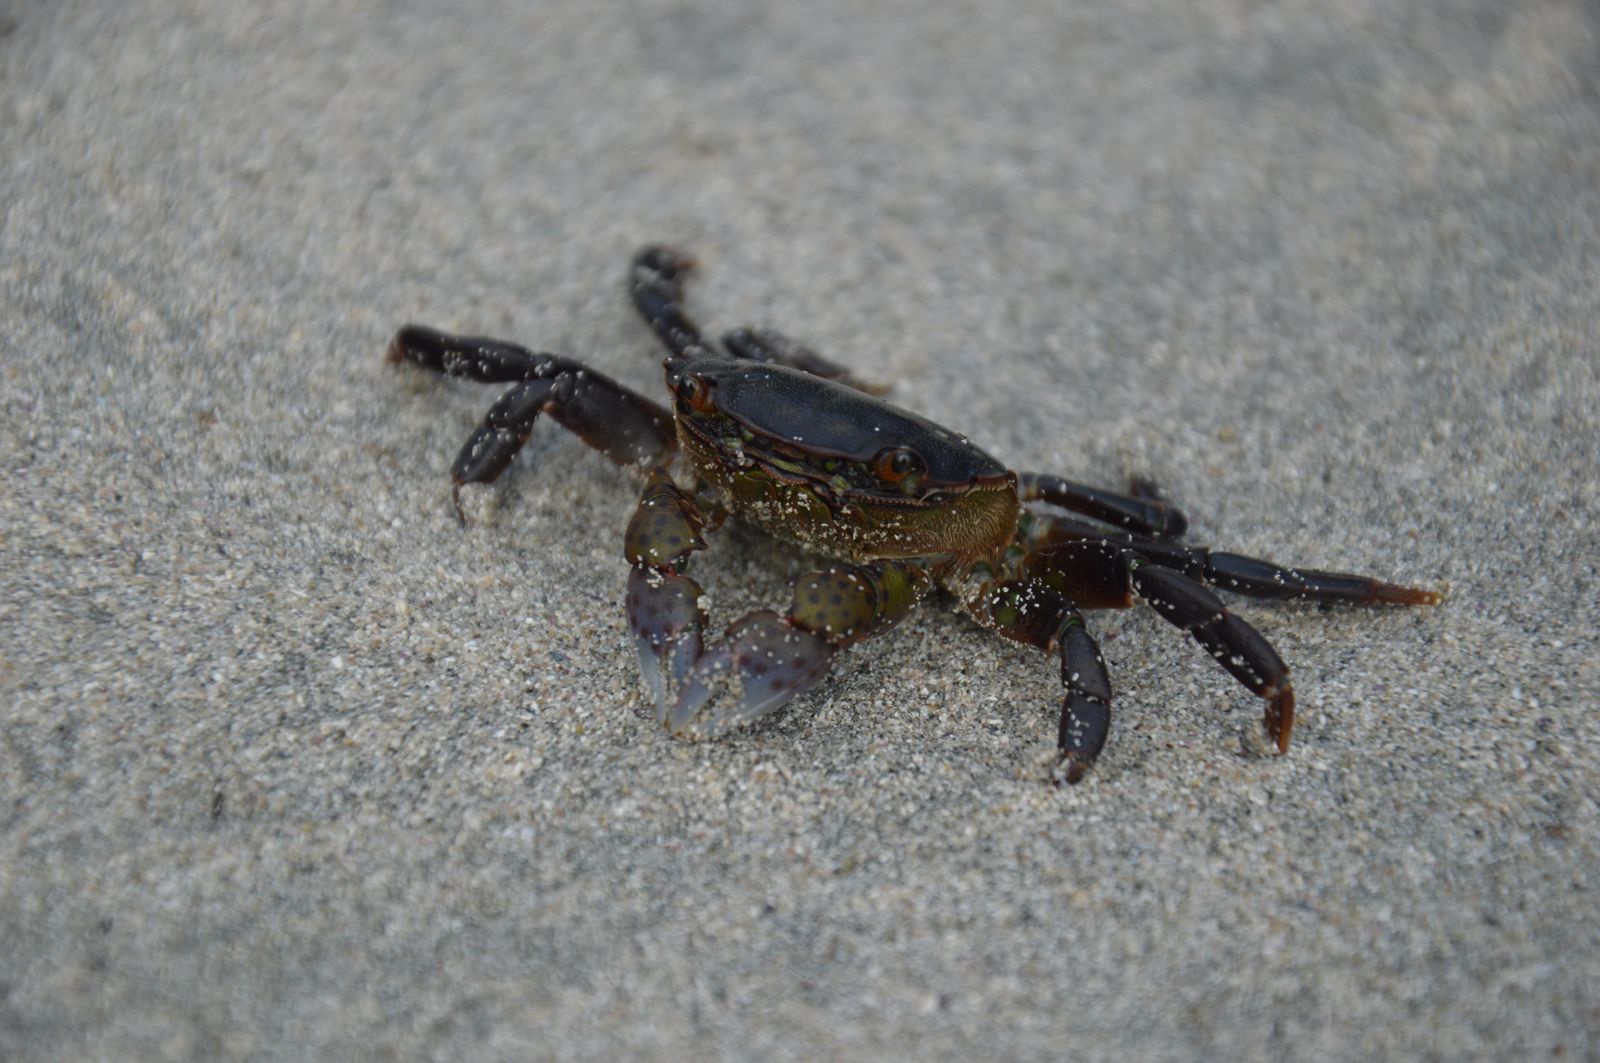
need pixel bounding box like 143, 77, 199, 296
1053, 752, 1092, 786
387, 324, 443, 363
1266, 684, 1296, 754
1371, 581, 1444, 606
639, 245, 696, 276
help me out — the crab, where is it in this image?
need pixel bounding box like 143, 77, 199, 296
387, 246, 1440, 782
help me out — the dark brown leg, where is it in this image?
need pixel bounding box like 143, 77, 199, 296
1020, 472, 1188, 540
1017, 532, 1295, 754
1128, 559, 1296, 751
630, 244, 883, 391
1003, 512, 1440, 766
721, 327, 885, 394
968, 576, 1114, 783
1023, 513, 1441, 607
388, 325, 676, 515
631, 246, 716, 361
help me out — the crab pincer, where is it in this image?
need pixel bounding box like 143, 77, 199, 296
665, 611, 836, 736
624, 468, 713, 718
626, 566, 708, 718
664, 561, 930, 735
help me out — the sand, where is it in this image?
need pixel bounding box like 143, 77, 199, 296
2, 2, 1597, 1058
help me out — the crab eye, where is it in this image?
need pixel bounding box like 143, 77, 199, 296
676, 373, 714, 412
873, 447, 925, 484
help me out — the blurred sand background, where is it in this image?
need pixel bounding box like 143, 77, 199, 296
2, 2, 1597, 1058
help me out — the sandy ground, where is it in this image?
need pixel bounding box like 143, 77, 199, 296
3, 2, 1598, 1059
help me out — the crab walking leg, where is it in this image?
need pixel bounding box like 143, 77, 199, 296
666, 560, 933, 737
631, 242, 883, 391
1018, 536, 1297, 753
1020, 513, 1442, 607
388, 326, 676, 512
1019, 471, 1189, 540
631, 246, 719, 360
1133, 538, 1443, 606
1129, 561, 1297, 751
719, 327, 886, 395
969, 577, 1114, 784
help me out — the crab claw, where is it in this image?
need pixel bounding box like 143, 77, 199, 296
626, 566, 708, 719
666, 610, 835, 737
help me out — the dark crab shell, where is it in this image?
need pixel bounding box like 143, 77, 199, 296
670, 358, 1020, 563
674, 359, 1011, 488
